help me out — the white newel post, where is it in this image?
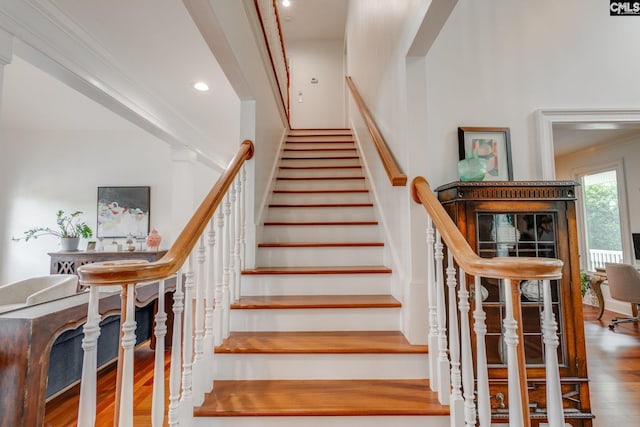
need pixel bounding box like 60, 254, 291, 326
234, 177, 243, 302
168, 271, 184, 426
446, 252, 463, 426
542, 279, 564, 427
152, 279, 167, 427
434, 231, 450, 405
118, 283, 137, 427
77, 286, 101, 427
426, 218, 438, 391
240, 166, 247, 270
502, 279, 524, 427
474, 276, 491, 426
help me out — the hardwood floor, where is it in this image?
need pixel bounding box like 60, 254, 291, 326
582, 304, 640, 426
44, 305, 640, 426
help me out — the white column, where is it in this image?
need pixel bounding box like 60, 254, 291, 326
458, 270, 476, 427
542, 279, 564, 427
170, 148, 198, 241
118, 284, 137, 427
240, 100, 256, 269
192, 235, 206, 405
214, 208, 225, 346
77, 286, 101, 427
204, 219, 216, 386
426, 218, 438, 391
446, 252, 463, 425
434, 231, 450, 405
502, 279, 524, 427
473, 276, 491, 427
168, 272, 184, 426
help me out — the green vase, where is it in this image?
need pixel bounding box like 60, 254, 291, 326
458, 155, 487, 182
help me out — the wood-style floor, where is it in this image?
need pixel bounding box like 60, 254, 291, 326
44, 305, 640, 426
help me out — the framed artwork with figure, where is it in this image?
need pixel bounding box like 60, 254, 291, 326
97, 186, 150, 238
458, 127, 513, 181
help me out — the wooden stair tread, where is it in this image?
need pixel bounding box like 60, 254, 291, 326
276, 176, 365, 180
272, 189, 368, 194
281, 156, 360, 160
216, 331, 427, 354
268, 203, 373, 208
283, 147, 357, 151
242, 266, 392, 275
231, 295, 401, 309
258, 242, 384, 248
264, 221, 379, 226
279, 165, 361, 169
195, 379, 446, 417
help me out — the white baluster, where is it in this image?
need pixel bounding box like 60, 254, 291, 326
234, 177, 242, 302
118, 283, 137, 427
180, 256, 195, 426
168, 271, 184, 426
426, 217, 438, 392
77, 286, 101, 427
152, 279, 167, 427
447, 252, 463, 425
192, 236, 206, 404
204, 219, 216, 386
222, 192, 232, 339
474, 276, 491, 427
458, 270, 476, 426
434, 230, 450, 405
214, 208, 225, 346
240, 165, 247, 270
228, 181, 237, 303
542, 279, 564, 427
502, 278, 524, 427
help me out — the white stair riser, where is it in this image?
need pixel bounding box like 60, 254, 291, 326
282, 150, 358, 158
266, 206, 374, 221
193, 415, 449, 427
262, 224, 381, 242
213, 354, 428, 380
270, 192, 371, 204
287, 134, 352, 140
230, 307, 400, 331
278, 168, 363, 178
240, 273, 391, 296
275, 179, 367, 191
280, 158, 361, 167
285, 142, 355, 150
257, 246, 383, 267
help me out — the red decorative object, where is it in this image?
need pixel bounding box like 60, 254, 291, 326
146, 229, 162, 251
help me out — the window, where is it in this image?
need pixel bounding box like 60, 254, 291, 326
578, 168, 626, 271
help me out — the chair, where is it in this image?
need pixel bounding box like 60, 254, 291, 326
604, 263, 640, 329
0, 274, 78, 312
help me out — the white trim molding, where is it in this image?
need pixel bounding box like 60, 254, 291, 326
535, 108, 640, 179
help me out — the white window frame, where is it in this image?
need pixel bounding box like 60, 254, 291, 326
572, 159, 632, 272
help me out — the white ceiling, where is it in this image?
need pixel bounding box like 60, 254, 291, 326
553, 122, 640, 157
276, 0, 348, 41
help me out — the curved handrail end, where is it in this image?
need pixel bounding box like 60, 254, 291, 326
411, 176, 428, 203
243, 139, 255, 160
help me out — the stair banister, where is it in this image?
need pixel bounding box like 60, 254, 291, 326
76, 140, 254, 426
411, 176, 565, 427
345, 76, 407, 187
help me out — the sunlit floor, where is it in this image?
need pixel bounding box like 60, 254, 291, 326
582, 305, 640, 426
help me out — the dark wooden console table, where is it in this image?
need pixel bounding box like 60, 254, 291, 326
0, 279, 174, 427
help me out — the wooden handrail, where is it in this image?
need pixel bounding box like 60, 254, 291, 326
345, 76, 407, 187
411, 176, 563, 280
78, 140, 255, 286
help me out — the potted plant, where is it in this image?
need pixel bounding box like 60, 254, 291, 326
13, 210, 93, 251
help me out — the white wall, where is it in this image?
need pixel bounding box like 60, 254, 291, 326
0, 128, 217, 284
288, 39, 345, 129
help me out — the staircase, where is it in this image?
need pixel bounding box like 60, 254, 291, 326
195, 129, 448, 426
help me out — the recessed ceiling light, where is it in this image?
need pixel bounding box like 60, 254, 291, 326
282, 0, 291, 7
193, 81, 210, 92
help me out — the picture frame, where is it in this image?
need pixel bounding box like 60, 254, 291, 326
97, 186, 150, 238
458, 127, 513, 181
